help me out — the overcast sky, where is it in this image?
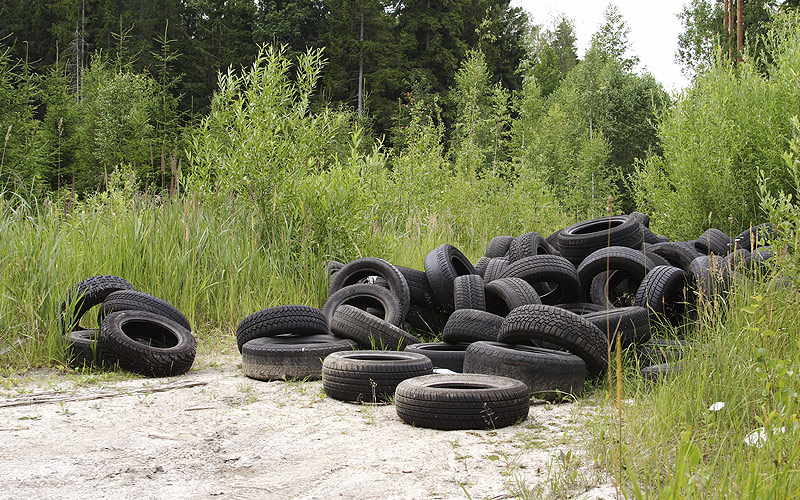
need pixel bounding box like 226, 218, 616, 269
512, 0, 690, 92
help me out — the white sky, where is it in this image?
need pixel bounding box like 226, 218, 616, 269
512, 0, 690, 92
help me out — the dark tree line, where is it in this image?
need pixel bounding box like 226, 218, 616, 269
0, 0, 527, 134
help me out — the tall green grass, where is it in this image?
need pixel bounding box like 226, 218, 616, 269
590, 265, 800, 499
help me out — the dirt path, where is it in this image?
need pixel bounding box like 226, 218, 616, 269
0, 354, 616, 500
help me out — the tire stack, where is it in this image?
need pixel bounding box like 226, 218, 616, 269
62, 275, 196, 377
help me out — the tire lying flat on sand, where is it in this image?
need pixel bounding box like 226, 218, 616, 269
395, 373, 530, 430
241, 334, 357, 381
322, 350, 433, 403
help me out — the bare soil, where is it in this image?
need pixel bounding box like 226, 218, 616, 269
0, 354, 616, 500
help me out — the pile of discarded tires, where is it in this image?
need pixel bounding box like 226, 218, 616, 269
62, 275, 196, 377
235, 214, 775, 429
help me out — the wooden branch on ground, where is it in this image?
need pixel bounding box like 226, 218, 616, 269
0, 380, 208, 408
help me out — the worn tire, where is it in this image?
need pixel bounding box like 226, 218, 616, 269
99, 310, 196, 377
453, 274, 486, 311
396, 265, 436, 309
733, 223, 774, 252
507, 231, 554, 262
330, 305, 420, 350
322, 350, 433, 403
557, 216, 643, 265
577, 246, 652, 303
395, 373, 530, 430
647, 242, 703, 273
442, 309, 504, 343
642, 361, 684, 384
498, 304, 607, 377
328, 258, 411, 319
424, 244, 476, 311
464, 341, 585, 401
241, 334, 356, 381
474, 256, 491, 278
98, 290, 190, 331
690, 256, 731, 301
61, 275, 135, 334
555, 303, 604, 315
482, 257, 510, 283
583, 306, 650, 348
404, 304, 449, 335
66, 329, 101, 369
694, 228, 732, 256
486, 236, 514, 258
500, 255, 581, 305
484, 277, 542, 317
404, 342, 470, 372
636, 338, 690, 367
633, 266, 692, 326
323, 284, 403, 326
236, 305, 328, 353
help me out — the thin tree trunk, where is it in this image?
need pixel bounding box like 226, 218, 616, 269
728, 0, 734, 61
724, 0, 730, 59
358, 10, 364, 118
737, 0, 744, 64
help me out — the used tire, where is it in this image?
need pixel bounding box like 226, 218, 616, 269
236, 305, 328, 353
486, 236, 514, 258
500, 255, 581, 305
453, 274, 486, 311
395, 373, 530, 430
583, 306, 650, 348
647, 242, 703, 273
441, 309, 504, 343
424, 244, 476, 311
482, 257, 510, 283
577, 246, 652, 303
66, 329, 100, 369
328, 258, 411, 319
557, 216, 643, 265
464, 341, 586, 401
633, 266, 692, 326
323, 284, 403, 326
61, 275, 135, 334
404, 342, 470, 372
694, 228, 732, 256
506, 231, 554, 262
396, 266, 436, 309
98, 290, 190, 331
322, 350, 433, 403
99, 310, 196, 377
484, 277, 542, 317
404, 304, 449, 335
498, 304, 607, 377
330, 305, 420, 350
241, 334, 357, 381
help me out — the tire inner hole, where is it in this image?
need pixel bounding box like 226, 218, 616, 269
122, 320, 178, 348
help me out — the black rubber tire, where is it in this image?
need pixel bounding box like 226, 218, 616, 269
694, 228, 733, 256
463, 341, 585, 401
497, 304, 607, 377
404, 342, 470, 372
690, 256, 731, 301
395, 373, 530, 430
236, 305, 328, 353
629, 211, 650, 228
633, 266, 692, 326
441, 309, 504, 343
66, 329, 100, 369
474, 256, 491, 277
322, 350, 433, 403
486, 236, 514, 258
583, 306, 650, 348
424, 244, 476, 311
507, 231, 554, 262
647, 241, 703, 273
404, 304, 448, 335
555, 303, 605, 315
484, 278, 542, 317
98, 290, 190, 331
241, 334, 357, 381
589, 270, 640, 308
323, 284, 403, 326
326, 260, 345, 280
557, 216, 644, 265
577, 246, 652, 302
642, 361, 684, 384
453, 275, 486, 311
330, 305, 421, 350
482, 257, 510, 283
641, 227, 662, 245
640, 245, 672, 267
61, 275, 135, 334
545, 229, 562, 253
500, 255, 581, 305
636, 338, 690, 367
733, 223, 774, 252
396, 266, 436, 309
98, 310, 196, 377
751, 246, 774, 269
726, 248, 752, 271
328, 258, 411, 319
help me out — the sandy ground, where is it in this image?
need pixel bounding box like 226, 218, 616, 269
0, 354, 617, 500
